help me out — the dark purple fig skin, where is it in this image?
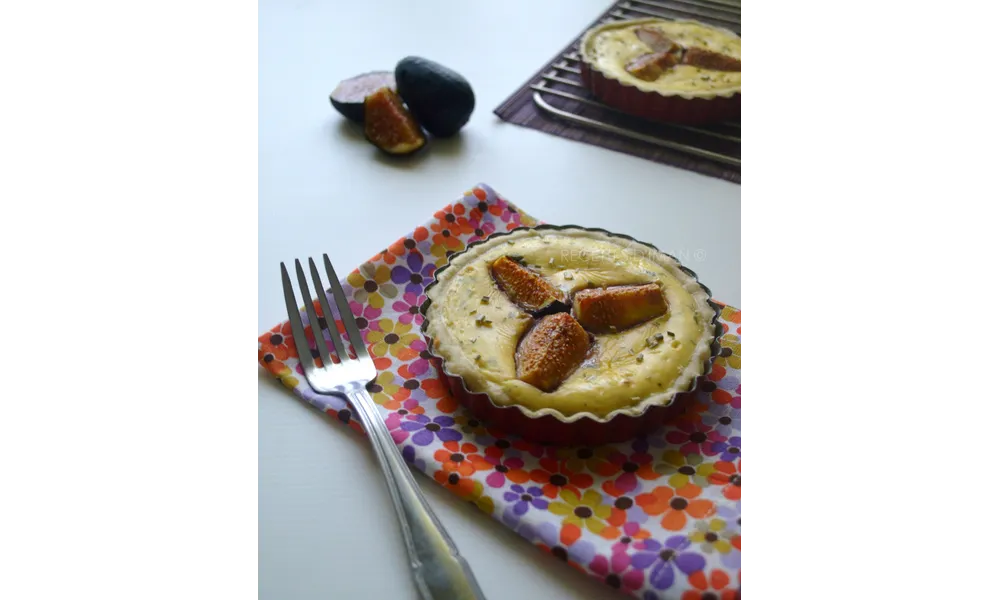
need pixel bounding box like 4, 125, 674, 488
329, 71, 396, 123
394, 57, 474, 137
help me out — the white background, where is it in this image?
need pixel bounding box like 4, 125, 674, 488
259, 0, 739, 598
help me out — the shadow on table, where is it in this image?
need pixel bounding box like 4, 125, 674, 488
330, 118, 469, 170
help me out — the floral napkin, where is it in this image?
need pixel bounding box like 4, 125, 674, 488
258, 183, 741, 600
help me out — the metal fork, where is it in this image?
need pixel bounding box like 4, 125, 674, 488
280, 255, 486, 600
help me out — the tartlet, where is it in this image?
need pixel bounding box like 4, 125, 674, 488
579, 18, 741, 125
420, 226, 722, 444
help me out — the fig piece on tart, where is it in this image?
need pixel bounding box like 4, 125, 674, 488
490, 255, 567, 316
572, 283, 668, 334
515, 313, 591, 393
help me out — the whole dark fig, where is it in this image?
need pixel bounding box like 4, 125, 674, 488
394, 57, 475, 137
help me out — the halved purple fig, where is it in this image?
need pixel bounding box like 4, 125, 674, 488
329, 71, 396, 123
363, 87, 427, 156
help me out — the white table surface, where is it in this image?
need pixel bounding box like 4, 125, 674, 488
258, 1, 740, 598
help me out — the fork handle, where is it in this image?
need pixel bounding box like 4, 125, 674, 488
348, 389, 487, 600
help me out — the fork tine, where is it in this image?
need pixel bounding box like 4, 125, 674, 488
323, 254, 370, 361
294, 259, 332, 368
280, 263, 317, 376
309, 257, 348, 363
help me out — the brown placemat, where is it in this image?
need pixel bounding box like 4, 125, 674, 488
494, 0, 741, 183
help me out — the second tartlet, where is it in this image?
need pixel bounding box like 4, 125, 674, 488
580, 18, 741, 125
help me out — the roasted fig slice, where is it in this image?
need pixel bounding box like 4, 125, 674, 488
516, 313, 591, 392
625, 51, 679, 81
363, 87, 427, 156
329, 71, 396, 123
635, 27, 678, 53
573, 283, 668, 333
681, 47, 741, 72
490, 255, 567, 315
